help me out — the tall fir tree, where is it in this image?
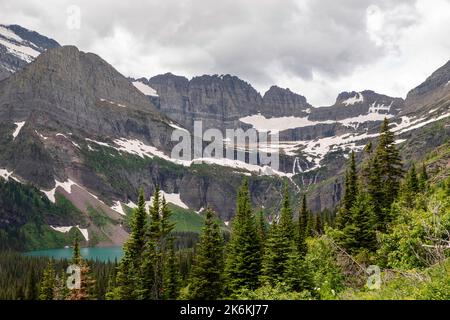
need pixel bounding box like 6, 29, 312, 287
68, 236, 94, 300
418, 163, 428, 192
113, 188, 148, 299
163, 237, 181, 300
39, 260, 56, 300
279, 183, 294, 239
188, 208, 224, 300
297, 194, 308, 255
225, 179, 261, 292
337, 151, 358, 229
374, 118, 403, 210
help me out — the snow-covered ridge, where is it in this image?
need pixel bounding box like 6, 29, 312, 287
132, 81, 159, 97
342, 92, 364, 106
240, 106, 395, 132
0, 26, 41, 63
50, 225, 89, 241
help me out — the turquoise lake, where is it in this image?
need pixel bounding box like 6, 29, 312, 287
25, 246, 124, 262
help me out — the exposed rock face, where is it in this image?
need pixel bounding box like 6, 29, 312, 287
404, 60, 450, 114
261, 86, 310, 117
309, 90, 404, 121
0, 45, 176, 188
145, 73, 263, 130
0, 24, 60, 80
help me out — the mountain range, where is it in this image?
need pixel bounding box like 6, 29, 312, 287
0, 24, 449, 249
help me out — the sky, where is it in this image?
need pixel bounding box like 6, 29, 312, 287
1, 0, 449, 106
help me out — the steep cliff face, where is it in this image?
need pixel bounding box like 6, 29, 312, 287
145, 73, 263, 130
261, 86, 311, 117
404, 60, 450, 114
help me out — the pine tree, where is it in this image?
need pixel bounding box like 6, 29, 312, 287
347, 189, 377, 251
284, 247, 314, 292
225, 179, 261, 292
418, 163, 428, 192
188, 208, 224, 300
279, 183, 294, 239
374, 118, 403, 210
337, 151, 358, 229
39, 260, 56, 300
315, 214, 323, 235
68, 236, 94, 300
25, 269, 38, 300
406, 164, 419, 194
141, 188, 175, 299
163, 237, 181, 300
297, 194, 308, 255
113, 189, 148, 299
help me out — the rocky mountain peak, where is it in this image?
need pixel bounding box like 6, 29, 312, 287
262, 85, 310, 117
404, 59, 450, 114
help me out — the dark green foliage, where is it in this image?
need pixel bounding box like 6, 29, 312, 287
0, 251, 116, 300
38, 260, 55, 300
297, 194, 308, 255
163, 238, 181, 299
336, 151, 358, 229
0, 179, 83, 251
187, 208, 224, 300
225, 179, 261, 292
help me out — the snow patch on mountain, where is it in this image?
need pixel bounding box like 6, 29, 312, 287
0, 169, 14, 180
111, 201, 126, 216
41, 179, 77, 203
50, 225, 89, 241
12, 121, 25, 140
342, 92, 364, 106
150, 191, 189, 209
239, 113, 334, 131
132, 81, 158, 97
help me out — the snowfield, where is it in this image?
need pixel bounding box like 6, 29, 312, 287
342, 92, 364, 106
132, 81, 158, 97
50, 225, 89, 241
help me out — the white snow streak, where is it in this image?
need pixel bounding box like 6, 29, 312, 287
132, 81, 158, 97
12, 121, 25, 140
342, 93, 364, 106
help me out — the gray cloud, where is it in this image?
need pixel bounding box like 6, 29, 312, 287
1, 0, 449, 105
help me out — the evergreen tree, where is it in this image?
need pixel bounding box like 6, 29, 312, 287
279, 183, 294, 239
113, 189, 148, 299
68, 236, 94, 300
284, 247, 314, 293
406, 164, 419, 194
25, 269, 38, 300
39, 260, 56, 300
418, 163, 428, 192
141, 188, 175, 299
163, 237, 181, 300
261, 222, 290, 285
297, 194, 308, 255
337, 151, 358, 229
374, 118, 403, 210
188, 208, 224, 300
225, 179, 261, 292
347, 189, 377, 251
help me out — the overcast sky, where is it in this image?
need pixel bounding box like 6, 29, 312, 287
1, 0, 449, 106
